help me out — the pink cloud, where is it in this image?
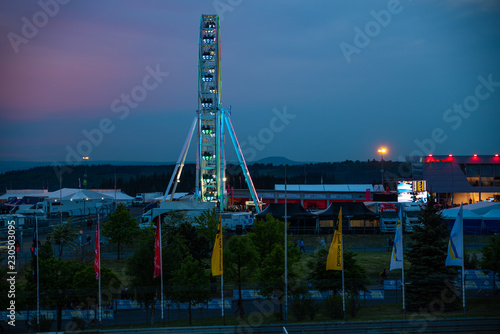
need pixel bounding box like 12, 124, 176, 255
0, 14, 174, 122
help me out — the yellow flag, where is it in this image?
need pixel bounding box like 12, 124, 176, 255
326, 208, 343, 270
211, 218, 223, 276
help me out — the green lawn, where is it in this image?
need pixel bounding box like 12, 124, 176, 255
101, 297, 500, 330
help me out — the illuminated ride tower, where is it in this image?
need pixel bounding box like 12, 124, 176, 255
165, 14, 261, 213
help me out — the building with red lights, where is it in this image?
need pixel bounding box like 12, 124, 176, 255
229, 184, 383, 210
410, 154, 500, 205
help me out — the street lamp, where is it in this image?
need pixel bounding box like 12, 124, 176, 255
82, 156, 89, 189
378, 147, 387, 190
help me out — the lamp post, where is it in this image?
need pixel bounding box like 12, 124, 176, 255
378, 148, 387, 190
83, 156, 89, 189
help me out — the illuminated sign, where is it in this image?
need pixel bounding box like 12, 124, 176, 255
397, 180, 428, 203
425, 157, 453, 163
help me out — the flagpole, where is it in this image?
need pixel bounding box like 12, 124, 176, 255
461, 203, 465, 316
220, 206, 225, 324
462, 255, 465, 316
446, 203, 466, 316
98, 215, 101, 324
221, 272, 225, 323
400, 205, 406, 319
36, 215, 40, 327
341, 207, 345, 321
212, 208, 224, 324
284, 151, 288, 324
159, 212, 164, 321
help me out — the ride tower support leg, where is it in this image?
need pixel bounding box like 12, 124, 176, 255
223, 109, 262, 213
165, 116, 198, 201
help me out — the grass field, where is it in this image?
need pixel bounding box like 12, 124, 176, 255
78, 233, 494, 290
101, 297, 500, 330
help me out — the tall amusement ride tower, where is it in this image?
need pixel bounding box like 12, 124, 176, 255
197, 15, 223, 204
165, 14, 261, 213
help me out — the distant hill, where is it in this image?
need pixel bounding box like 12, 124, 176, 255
0, 161, 52, 174
253, 156, 304, 166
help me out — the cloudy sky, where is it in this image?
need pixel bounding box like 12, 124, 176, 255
1, 0, 499, 166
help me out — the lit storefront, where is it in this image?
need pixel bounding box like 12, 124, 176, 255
410, 154, 500, 206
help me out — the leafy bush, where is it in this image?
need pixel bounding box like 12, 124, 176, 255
347, 291, 362, 317
290, 294, 319, 321
322, 293, 343, 319
29, 313, 54, 332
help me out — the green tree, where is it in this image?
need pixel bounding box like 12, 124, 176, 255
405, 196, 460, 312
127, 211, 212, 325
24, 255, 86, 331
248, 214, 302, 320
480, 235, 500, 278
163, 210, 188, 228
127, 231, 159, 313
72, 266, 122, 302
102, 203, 140, 259
194, 208, 219, 242
169, 253, 211, 325
71, 265, 122, 327
224, 235, 259, 319
39, 239, 54, 259
48, 220, 79, 258
163, 215, 211, 263
306, 247, 369, 294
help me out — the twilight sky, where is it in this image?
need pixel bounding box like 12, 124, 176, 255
1, 0, 499, 166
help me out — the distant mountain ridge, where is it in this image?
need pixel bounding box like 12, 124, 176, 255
252, 156, 304, 165
0, 157, 306, 174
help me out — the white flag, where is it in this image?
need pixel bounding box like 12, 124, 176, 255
390, 209, 403, 271
446, 204, 463, 267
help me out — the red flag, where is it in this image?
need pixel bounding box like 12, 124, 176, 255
94, 217, 100, 280
153, 217, 161, 279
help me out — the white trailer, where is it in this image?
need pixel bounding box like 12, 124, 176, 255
33, 198, 113, 218
403, 202, 422, 232
11, 204, 44, 216
133, 192, 163, 206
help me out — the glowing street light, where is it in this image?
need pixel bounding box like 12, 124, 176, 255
377, 147, 387, 156
82, 156, 89, 189
377, 147, 388, 190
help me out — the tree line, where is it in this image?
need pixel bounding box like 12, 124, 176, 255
0, 160, 410, 195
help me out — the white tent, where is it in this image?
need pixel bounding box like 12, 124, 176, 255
102, 191, 134, 203
46, 188, 133, 203
465, 202, 500, 216
441, 207, 482, 219
61, 189, 108, 201
482, 209, 500, 220
46, 188, 85, 199
441, 202, 500, 218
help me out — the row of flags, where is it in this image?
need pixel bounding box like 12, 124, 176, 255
325, 203, 466, 315
147, 203, 465, 317
325, 204, 465, 271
